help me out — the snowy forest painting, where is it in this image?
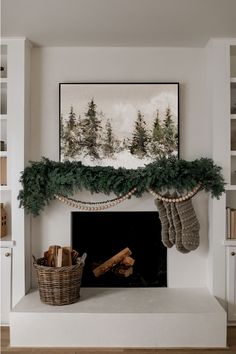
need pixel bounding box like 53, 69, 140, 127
59, 83, 179, 168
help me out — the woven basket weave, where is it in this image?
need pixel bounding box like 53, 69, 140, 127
33, 253, 86, 306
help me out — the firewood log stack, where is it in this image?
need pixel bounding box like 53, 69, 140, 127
44, 245, 79, 267
92, 247, 135, 278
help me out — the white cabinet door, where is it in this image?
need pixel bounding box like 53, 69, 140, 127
227, 246, 236, 322
0, 247, 11, 325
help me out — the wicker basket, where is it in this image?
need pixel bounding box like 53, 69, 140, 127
33, 253, 87, 306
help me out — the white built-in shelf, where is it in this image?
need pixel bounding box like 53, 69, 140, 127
223, 239, 236, 246
0, 151, 7, 157
0, 186, 10, 191
230, 150, 236, 156
225, 184, 236, 191
0, 114, 7, 121
231, 114, 236, 119
231, 77, 236, 83
0, 236, 15, 248
0, 78, 8, 84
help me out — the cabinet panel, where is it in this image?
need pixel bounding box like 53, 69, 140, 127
0, 247, 11, 325
1, 38, 31, 307
227, 246, 236, 322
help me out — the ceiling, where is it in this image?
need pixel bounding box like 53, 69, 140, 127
1, 0, 236, 47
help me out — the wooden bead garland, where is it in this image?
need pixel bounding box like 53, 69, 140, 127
54, 188, 137, 211
55, 183, 202, 211
148, 183, 202, 203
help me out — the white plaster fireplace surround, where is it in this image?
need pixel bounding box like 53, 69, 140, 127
30, 46, 210, 290
9, 46, 227, 348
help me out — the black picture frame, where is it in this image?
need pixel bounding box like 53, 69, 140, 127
59, 82, 179, 166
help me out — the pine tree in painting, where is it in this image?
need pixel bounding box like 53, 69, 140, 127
150, 109, 164, 156
162, 106, 178, 156
62, 106, 79, 159
130, 111, 150, 158
122, 138, 129, 150
60, 113, 65, 155
152, 110, 163, 141
75, 114, 84, 153
81, 99, 102, 159
102, 119, 115, 157
119, 137, 130, 152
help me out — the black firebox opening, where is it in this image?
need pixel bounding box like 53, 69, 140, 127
71, 211, 167, 287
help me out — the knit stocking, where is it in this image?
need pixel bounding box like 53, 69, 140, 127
170, 202, 190, 253
176, 199, 200, 251
164, 198, 175, 245
154, 199, 173, 248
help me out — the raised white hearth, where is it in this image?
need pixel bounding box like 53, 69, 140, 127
10, 287, 226, 348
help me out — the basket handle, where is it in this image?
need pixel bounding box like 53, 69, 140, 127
80, 253, 87, 265
32, 255, 37, 264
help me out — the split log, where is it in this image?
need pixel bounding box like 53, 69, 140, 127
93, 247, 132, 277
62, 247, 72, 266
56, 248, 63, 267
113, 265, 133, 278
47, 245, 61, 267
121, 256, 135, 267
44, 245, 73, 267
56, 247, 72, 267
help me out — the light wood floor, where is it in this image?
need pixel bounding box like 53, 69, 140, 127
1, 326, 236, 354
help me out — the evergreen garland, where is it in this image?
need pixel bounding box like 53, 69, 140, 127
18, 157, 225, 216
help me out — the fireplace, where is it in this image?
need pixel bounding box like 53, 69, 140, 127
71, 211, 167, 287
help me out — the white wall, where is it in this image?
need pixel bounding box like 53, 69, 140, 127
30, 47, 209, 287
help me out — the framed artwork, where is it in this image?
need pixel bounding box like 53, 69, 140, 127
59, 83, 179, 168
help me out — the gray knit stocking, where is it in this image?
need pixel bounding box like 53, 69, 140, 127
171, 202, 190, 253
164, 199, 175, 245
154, 199, 173, 248
176, 199, 200, 251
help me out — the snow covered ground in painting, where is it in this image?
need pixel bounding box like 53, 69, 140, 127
63, 150, 177, 169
